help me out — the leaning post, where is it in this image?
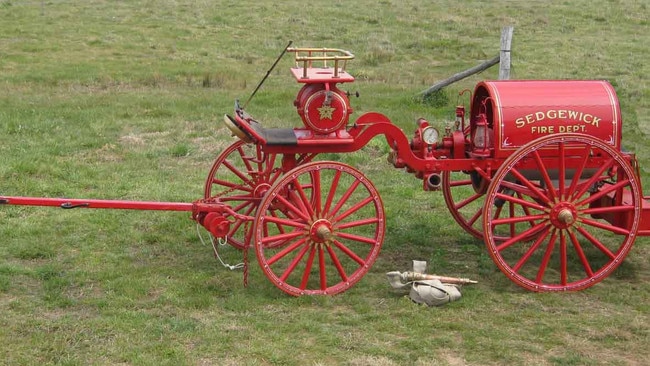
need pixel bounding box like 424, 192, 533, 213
499, 26, 514, 80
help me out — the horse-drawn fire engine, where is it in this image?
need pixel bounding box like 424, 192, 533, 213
2, 47, 648, 296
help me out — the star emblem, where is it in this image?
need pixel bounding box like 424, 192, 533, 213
317, 104, 336, 120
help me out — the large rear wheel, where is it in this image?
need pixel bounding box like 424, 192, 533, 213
483, 134, 641, 291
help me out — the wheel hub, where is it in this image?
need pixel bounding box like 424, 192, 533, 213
550, 202, 577, 229
253, 183, 271, 198
310, 219, 333, 243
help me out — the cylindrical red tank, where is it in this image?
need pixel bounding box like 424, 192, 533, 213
470, 80, 622, 159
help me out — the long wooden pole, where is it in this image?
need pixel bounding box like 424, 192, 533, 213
420, 26, 513, 97
419, 55, 499, 97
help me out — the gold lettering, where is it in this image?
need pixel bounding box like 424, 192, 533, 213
525, 114, 535, 124
514, 110, 604, 129
515, 117, 525, 128
592, 116, 600, 127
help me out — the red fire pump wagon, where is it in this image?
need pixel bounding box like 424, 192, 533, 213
2, 47, 648, 295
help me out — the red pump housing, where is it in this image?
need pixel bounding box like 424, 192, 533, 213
292, 68, 353, 134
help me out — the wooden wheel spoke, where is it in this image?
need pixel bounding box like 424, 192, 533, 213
575, 179, 631, 207
262, 229, 305, 248
263, 152, 277, 176
571, 157, 615, 200
332, 239, 366, 265
220, 195, 258, 204
512, 226, 552, 272
578, 217, 631, 236
442, 171, 490, 241
266, 237, 309, 267
455, 192, 483, 210
496, 220, 549, 251
227, 199, 255, 214
498, 180, 544, 202
450, 179, 472, 188
323, 170, 341, 215
290, 176, 315, 219
494, 191, 547, 212
237, 146, 255, 173
508, 166, 552, 205
566, 144, 593, 199
535, 229, 558, 284
223, 159, 255, 188
467, 208, 483, 226
335, 231, 378, 245
516, 191, 539, 229
582, 205, 637, 216
312, 170, 321, 217
558, 142, 566, 199
299, 246, 317, 290
211, 178, 254, 193
532, 150, 558, 203
575, 226, 617, 260
273, 193, 312, 223
326, 245, 348, 282
568, 229, 595, 277
333, 196, 374, 223
279, 244, 311, 282
335, 217, 380, 230
228, 204, 256, 236
318, 246, 327, 290
492, 214, 547, 227
261, 214, 308, 230
328, 180, 361, 219
559, 231, 568, 285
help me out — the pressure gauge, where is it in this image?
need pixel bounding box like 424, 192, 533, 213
421, 126, 439, 145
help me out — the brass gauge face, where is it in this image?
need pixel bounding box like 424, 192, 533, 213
421, 126, 439, 145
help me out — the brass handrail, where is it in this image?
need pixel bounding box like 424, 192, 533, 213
287, 47, 355, 78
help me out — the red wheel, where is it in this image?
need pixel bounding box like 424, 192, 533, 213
253, 161, 385, 296
442, 170, 489, 240
204, 141, 279, 248
483, 134, 641, 291
443, 170, 539, 242
205, 141, 316, 249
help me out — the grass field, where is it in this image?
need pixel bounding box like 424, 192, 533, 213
1, 0, 648, 365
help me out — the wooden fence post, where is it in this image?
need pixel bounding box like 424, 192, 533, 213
499, 26, 514, 80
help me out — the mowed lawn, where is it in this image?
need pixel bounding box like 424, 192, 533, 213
1, 1, 648, 365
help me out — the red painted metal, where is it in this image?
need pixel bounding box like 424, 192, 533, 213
482, 134, 641, 291
470, 80, 622, 158
253, 161, 384, 296
0, 196, 195, 211
3, 46, 650, 295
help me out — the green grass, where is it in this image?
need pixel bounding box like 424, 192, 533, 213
1, 0, 649, 365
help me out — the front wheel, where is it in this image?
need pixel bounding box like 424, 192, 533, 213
253, 161, 385, 296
